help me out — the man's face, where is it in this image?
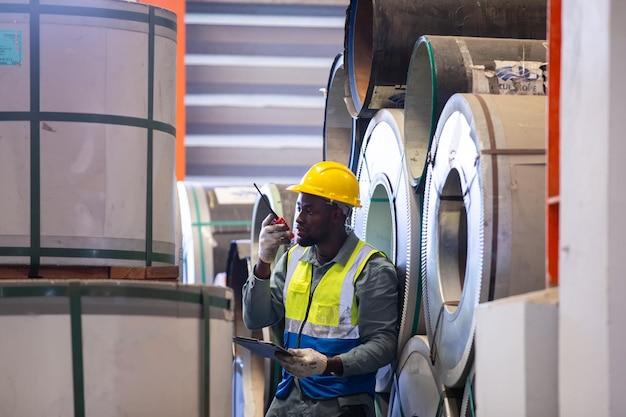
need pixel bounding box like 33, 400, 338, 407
294, 193, 335, 247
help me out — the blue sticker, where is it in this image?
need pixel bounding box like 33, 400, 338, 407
0, 30, 22, 65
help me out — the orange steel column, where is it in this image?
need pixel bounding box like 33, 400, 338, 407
547, 0, 561, 287
139, 0, 186, 181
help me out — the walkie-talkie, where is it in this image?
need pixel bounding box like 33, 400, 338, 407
253, 183, 294, 241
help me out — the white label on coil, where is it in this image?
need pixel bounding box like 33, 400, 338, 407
493, 60, 546, 95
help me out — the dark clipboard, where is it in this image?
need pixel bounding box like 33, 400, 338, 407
233, 336, 292, 359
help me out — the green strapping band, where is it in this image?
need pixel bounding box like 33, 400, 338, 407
0, 247, 175, 265
190, 187, 207, 283
0, 112, 176, 136
0, 284, 231, 310
411, 191, 425, 336
29, 0, 41, 278
69, 282, 86, 417
145, 5, 156, 267
435, 390, 445, 417
202, 287, 212, 416
466, 375, 476, 417
2, 3, 177, 32
413, 38, 438, 195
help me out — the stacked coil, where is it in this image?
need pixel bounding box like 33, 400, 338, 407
318, 0, 551, 414
0, 0, 178, 273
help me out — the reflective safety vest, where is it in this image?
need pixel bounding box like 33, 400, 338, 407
275, 240, 380, 400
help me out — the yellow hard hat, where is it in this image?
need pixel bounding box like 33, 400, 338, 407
287, 161, 361, 207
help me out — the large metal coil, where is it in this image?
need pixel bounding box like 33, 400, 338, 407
388, 335, 461, 417
0, 0, 177, 271
344, 0, 548, 118
323, 53, 354, 168
421, 94, 546, 387
321, 53, 373, 174
353, 109, 425, 360
0, 280, 234, 417
405, 36, 548, 187
178, 183, 255, 284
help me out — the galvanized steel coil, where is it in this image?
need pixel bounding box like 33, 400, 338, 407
353, 109, 425, 359
344, 0, 548, 117
421, 94, 547, 387
179, 184, 255, 284
0, 0, 178, 272
388, 335, 461, 417
405, 35, 548, 187
323, 53, 354, 169
0, 280, 234, 416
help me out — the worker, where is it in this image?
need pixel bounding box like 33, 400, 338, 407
242, 161, 399, 417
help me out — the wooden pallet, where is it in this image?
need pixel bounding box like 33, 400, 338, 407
0, 265, 180, 281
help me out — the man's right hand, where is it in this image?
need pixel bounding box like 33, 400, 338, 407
258, 213, 291, 264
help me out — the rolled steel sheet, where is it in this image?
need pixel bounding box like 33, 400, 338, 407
0, 0, 177, 270
388, 335, 461, 417
344, 0, 548, 117
179, 184, 255, 284
323, 53, 355, 168
405, 36, 548, 186
353, 109, 425, 360
322, 54, 372, 174
0, 280, 234, 417
421, 94, 546, 387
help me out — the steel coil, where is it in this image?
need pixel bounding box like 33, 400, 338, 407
421, 94, 546, 387
344, 0, 547, 117
179, 184, 255, 284
0, 0, 177, 271
405, 36, 548, 186
0, 280, 234, 417
323, 53, 354, 168
353, 109, 425, 359
388, 335, 461, 417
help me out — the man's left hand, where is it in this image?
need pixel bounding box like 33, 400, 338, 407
276, 348, 328, 378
